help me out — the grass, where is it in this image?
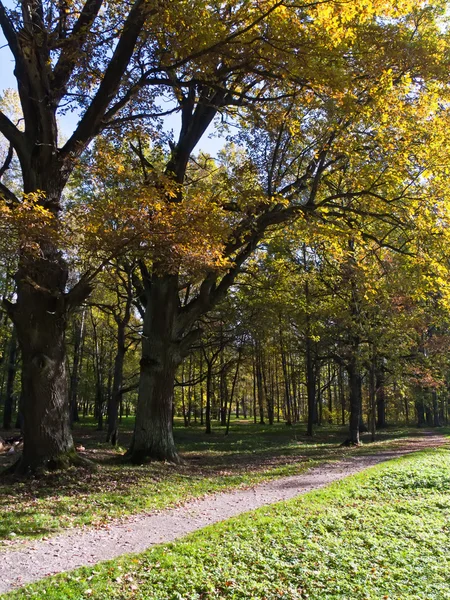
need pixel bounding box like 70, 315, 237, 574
0, 419, 442, 546
4, 446, 450, 599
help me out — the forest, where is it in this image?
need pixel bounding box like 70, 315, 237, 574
1, 1, 450, 598
1, 0, 450, 476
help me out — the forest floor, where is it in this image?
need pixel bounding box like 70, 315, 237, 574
0, 420, 440, 545
0, 430, 446, 595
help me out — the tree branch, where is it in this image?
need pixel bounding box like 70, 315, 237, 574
0, 181, 19, 205
0, 110, 26, 156
61, 0, 156, 161
52, 0, 104, 103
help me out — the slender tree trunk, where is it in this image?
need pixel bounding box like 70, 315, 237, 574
305, 335, 316, 436
128, 274, 180, 463
69, 310, 85, 425
180, 363, 189, 427
275, 362, 280, 422
369, 355, 376, 442
279, 318, 292, 426
3, 328, 18, 430
375, 363, 387, 428
316, 365, 322, 426
252, 352, 257, 424
339, 365, 346, 425
266, 358, 274, 425
255, 342, 265, 425
432, 390, 440, 427
347, 357, 362, 445
226, 349, 242, 436
416, 387, 426, 427
199, 352, 204, 426
91, 315, 104, 432
205, 361, 213, 435
106, 322, 126, 445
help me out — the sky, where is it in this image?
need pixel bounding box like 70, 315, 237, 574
0, 29, 225, 157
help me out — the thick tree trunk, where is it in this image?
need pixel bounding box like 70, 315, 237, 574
127, 274, 180, 463
7, 251, 81, 474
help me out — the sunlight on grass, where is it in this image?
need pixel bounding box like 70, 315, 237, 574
0, 421, 443, 545
5, 447, 450, 599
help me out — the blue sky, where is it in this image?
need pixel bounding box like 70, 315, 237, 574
0, 28, 225, 156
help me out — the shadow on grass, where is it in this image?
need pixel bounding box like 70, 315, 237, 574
0, 420, 444, 543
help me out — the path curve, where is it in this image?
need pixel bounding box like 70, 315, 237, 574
0, 435, 446, 594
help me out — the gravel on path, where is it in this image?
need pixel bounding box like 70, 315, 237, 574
0, 435, 446, 594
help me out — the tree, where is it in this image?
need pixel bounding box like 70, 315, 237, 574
0, 0, 320, 473
0, 0, 446, 471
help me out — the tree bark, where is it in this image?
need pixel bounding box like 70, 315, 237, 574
255, 342, 265, 425
106, 322, 126, 445
205, 361, 213, 435
347, 357, 362, 445
375, 363, 387, 428
415, 387, 426, 427
432, 390, 440, 427
127, 274, 181, 463
2, 327, 17, 430
8, 251, 80, 474
69, 310, 85, 425
305, 335, 316, 436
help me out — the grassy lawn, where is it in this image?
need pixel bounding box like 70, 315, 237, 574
4, 446, 450, 599
0, 419, 441, 546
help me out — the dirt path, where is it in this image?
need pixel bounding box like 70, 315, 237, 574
0, 434, 446, 594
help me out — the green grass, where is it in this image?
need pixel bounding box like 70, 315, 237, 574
5, 447, 450, 599
0, 420, 442, 546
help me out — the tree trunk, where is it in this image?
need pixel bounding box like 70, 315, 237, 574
205, 361, 213, 434
305, 336, 316, 436
432, 390, 440, 427
225, 350, 242, 436
416, 388, 426, 427
3, 328, 18, 430
255, 343, 265, 425
69, 310, 85, 425
9, 255, 78, 474
347, 358, 362, 445
127, 274, 180, 463
106, 322, 126, 445
252, 352, 257, 424
339, 365, 346, 425
279, 319, 292, 426
369, 356, 376, 442
199, 352, 204, 426
376, 363, 387, 428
